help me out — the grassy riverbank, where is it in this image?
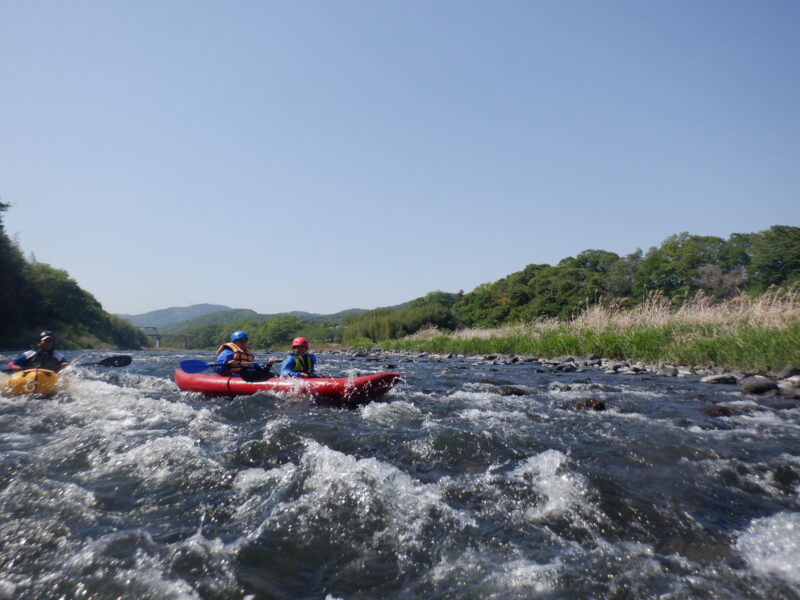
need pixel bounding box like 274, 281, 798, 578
379, 290, 800, 374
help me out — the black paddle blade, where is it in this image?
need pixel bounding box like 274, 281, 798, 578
94, 355, 132, 367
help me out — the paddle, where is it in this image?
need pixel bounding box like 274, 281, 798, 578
180, 359, 216, 374
87, 355, 132, 367
2, 354, 132, 372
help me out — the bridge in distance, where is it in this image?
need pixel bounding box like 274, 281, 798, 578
140, 327, 193, 349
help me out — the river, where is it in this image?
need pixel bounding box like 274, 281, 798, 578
1, 349, 799, 599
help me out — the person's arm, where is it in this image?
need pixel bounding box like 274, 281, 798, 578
8, 352, 29, 371
213, 349, 234, 375
280, 355, 299, 377
55, 352, 69, 372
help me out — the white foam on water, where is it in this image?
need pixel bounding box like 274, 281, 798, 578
89, 434, 224, 488
0, 478, 98, 523
724, 399, 761, 409
584, 408, 652, 422
439, 390, 505, 406
733, 411, 800, 432
299, 440, 451, 531
10, 375, 239, 492
60, 376, 200, 432
231, 461, 300, 529
58, 528, 241, 599
481, 557, 559, 594
506, 449, 591, 521
111, 563, 201, 599
736, 511, 800, 585
686, 424, 766, 439
360, 400, 424, 428
184, 406, 236, 444
241, 440, 470, 562
459, 408, 529, 428
426, 547, 559, 596
232, 467, 271, 495
0, 579, 16, 600
691, 453, 800, 497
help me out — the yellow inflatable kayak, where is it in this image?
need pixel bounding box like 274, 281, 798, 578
1, 368, 63, 397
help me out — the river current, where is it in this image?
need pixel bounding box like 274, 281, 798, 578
1, 349, 799, 599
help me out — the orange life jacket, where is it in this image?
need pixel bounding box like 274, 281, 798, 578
215, 342, 254, 374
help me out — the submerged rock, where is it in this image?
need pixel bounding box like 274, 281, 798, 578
572, 398, 606, 411
702, 405, 734, 417
773, 463, 800, 492
496, 385, 528, 396
548, 382, 573, 392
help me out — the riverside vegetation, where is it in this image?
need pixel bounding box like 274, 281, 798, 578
380, 288, 800, 375
0, 202, 150, 349
2, 195, 798, 371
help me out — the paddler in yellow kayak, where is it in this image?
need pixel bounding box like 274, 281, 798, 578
3, 330, 69, 396
6, 330, 70, 372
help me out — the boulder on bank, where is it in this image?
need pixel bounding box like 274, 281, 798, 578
776, 365, 800, 379
777, 379, 800, 399
700, 373, 739, 385
739, 375, 778, 395
655, 366, 679, 377
496, 385, 528, 396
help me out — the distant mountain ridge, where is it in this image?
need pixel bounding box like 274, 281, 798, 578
116, 304, 232, 329
117, 304, 372, 333
160, 307, 370, 333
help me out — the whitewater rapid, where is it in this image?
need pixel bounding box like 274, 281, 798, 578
1, 350, 798, 599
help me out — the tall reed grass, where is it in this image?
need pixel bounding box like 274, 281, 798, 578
381, 289, 800, 373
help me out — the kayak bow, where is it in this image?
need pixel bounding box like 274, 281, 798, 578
1, 368, 63, 397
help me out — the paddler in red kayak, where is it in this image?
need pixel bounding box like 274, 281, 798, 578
214, 330, 276, 380
280, 337, 318, 378
7, 330, 70, 372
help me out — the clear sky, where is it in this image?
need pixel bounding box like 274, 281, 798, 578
2, 1, 798, 316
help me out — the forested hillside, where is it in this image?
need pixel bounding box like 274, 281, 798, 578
343, 226, 800, 343
0, 203, 151, 349
4, 196, 797, 353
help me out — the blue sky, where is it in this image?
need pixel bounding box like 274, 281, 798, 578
2, 1, 798, 316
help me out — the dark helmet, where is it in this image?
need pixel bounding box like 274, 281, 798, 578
39, 330, 55, 341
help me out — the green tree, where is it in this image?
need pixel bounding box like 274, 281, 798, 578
632, 233, 734, 301
252, 315, 306, 348
558, 249, 620, 273
747, 225, 800, 291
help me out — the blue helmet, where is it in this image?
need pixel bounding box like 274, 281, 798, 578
230, 330, 249, 342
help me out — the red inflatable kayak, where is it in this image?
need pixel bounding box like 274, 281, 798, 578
173, 369, 401, 406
